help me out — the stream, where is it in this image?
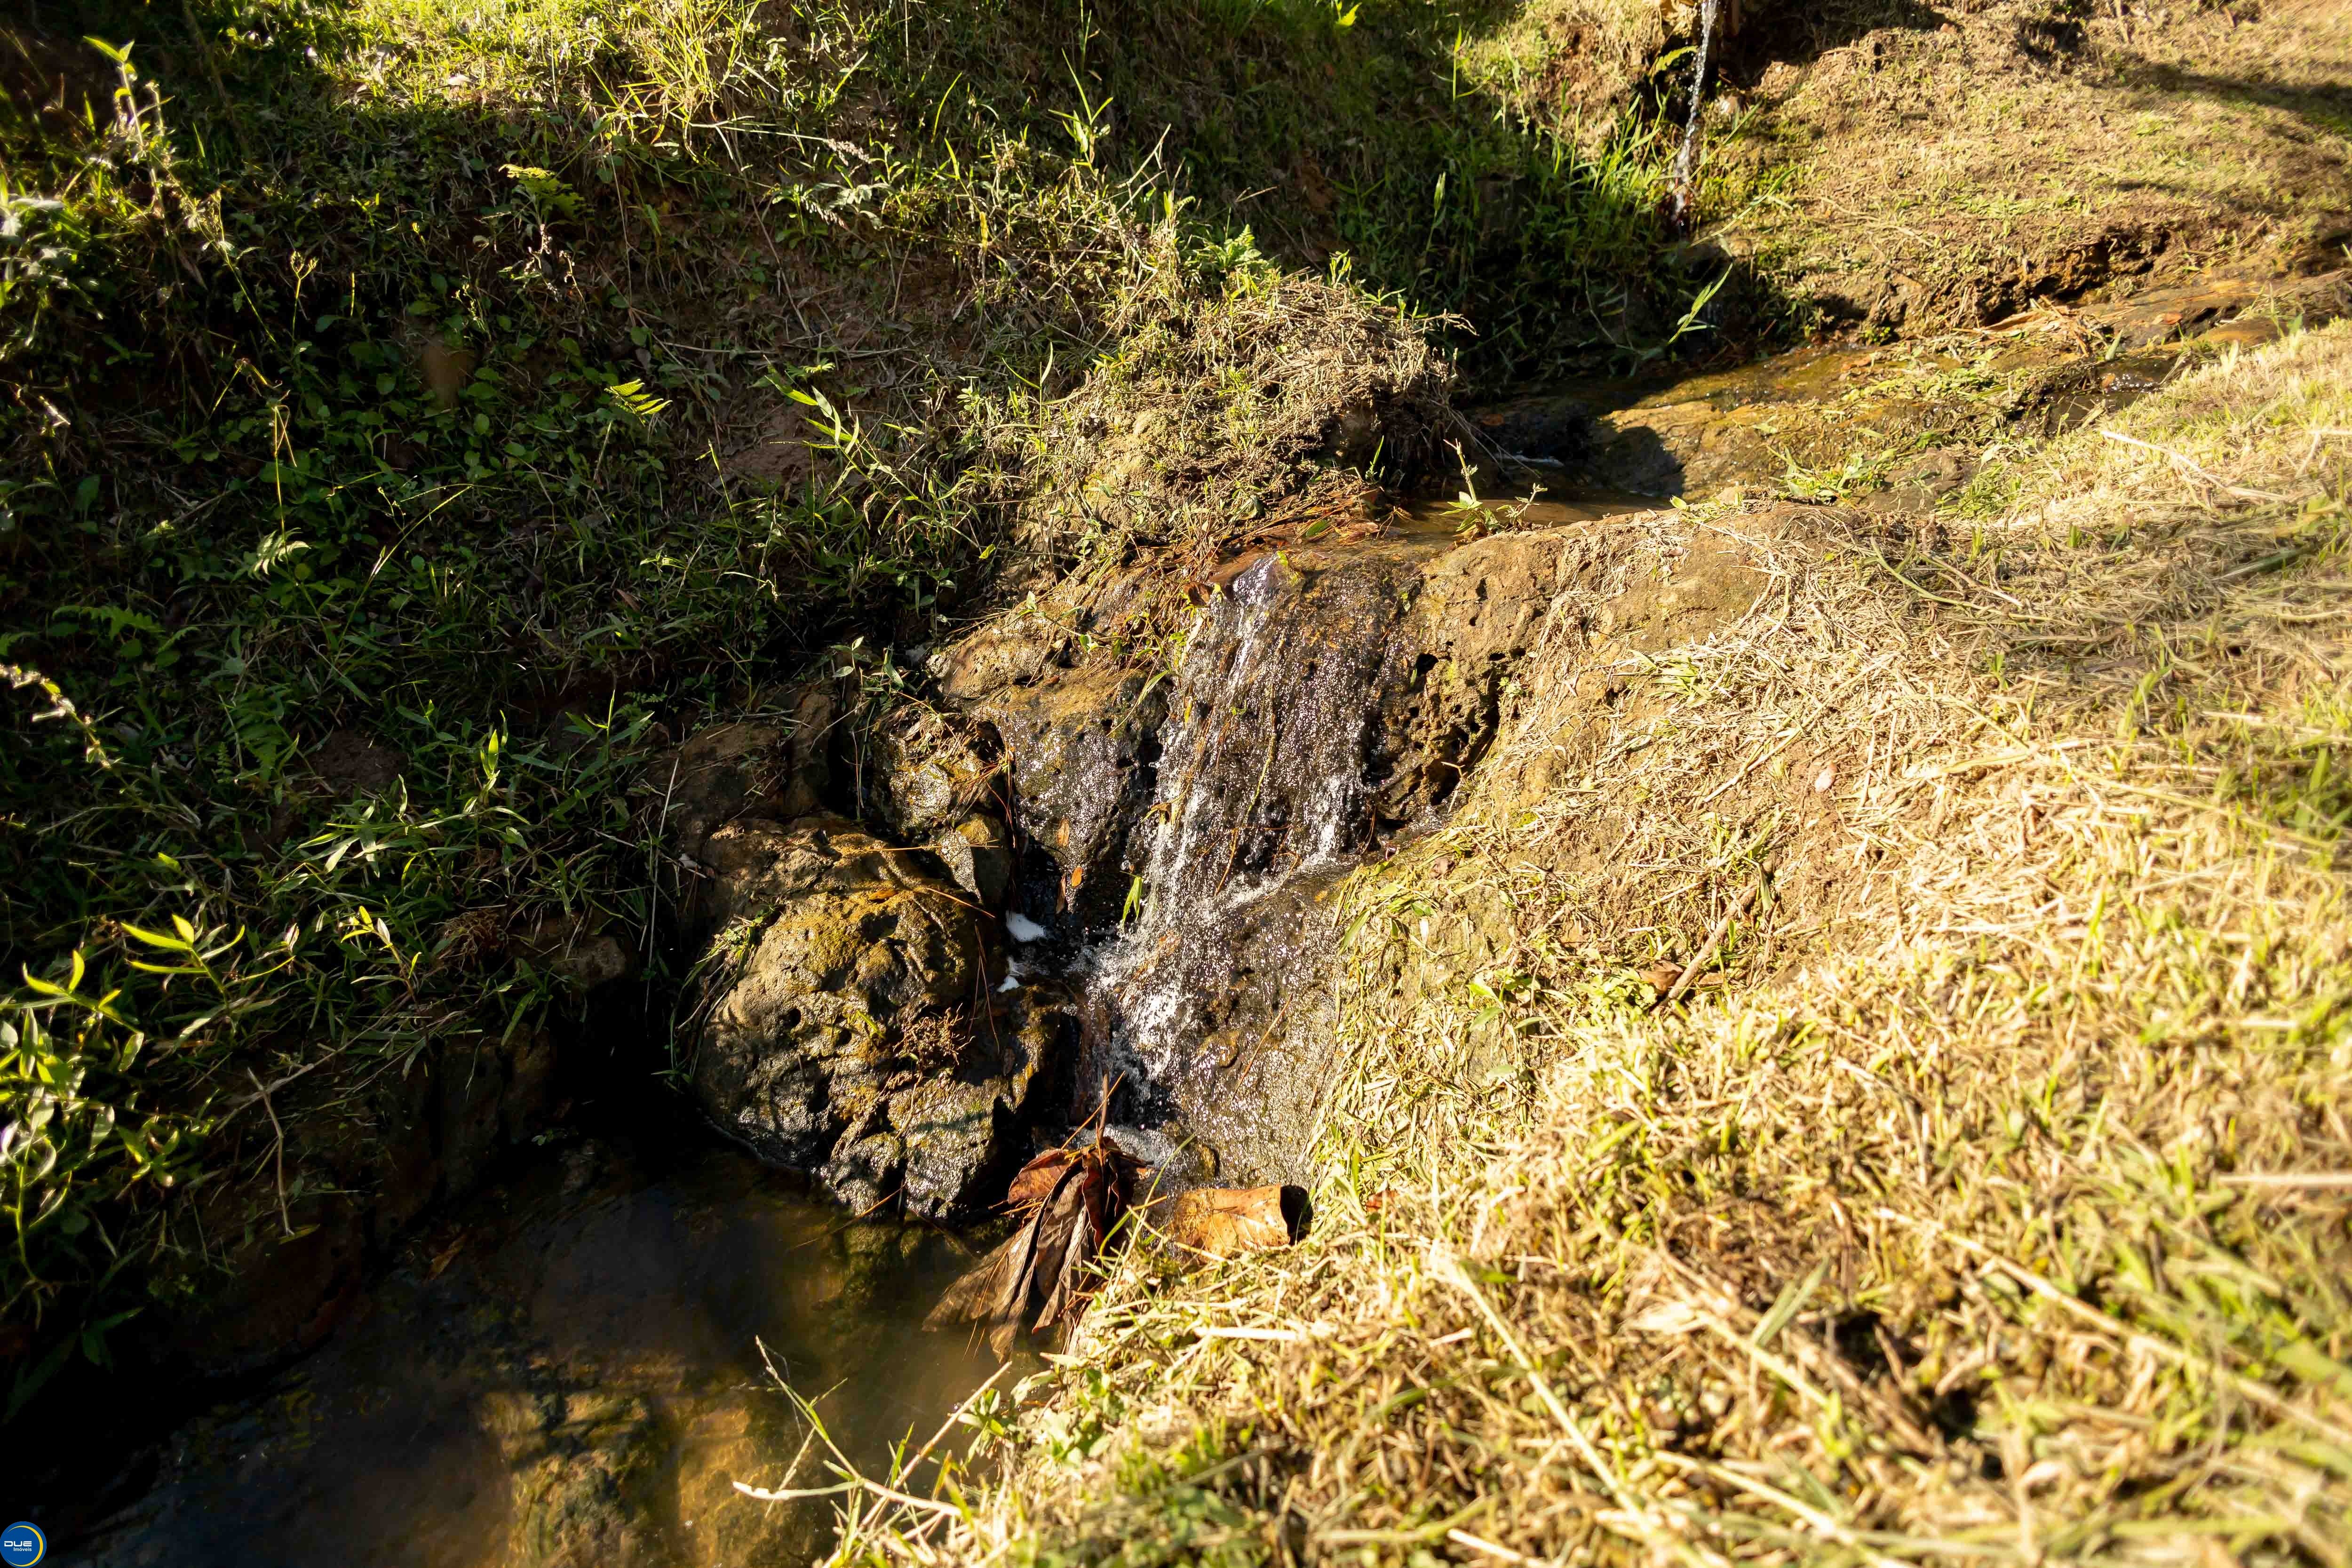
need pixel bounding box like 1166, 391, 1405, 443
30, 288, 2243, 1561
62, 1134, 995, 1567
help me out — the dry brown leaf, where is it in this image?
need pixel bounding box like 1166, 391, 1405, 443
926, 1131, 1149, 1355
1004, 1147, 1077, 1210
1158, 1185, 1305, 1262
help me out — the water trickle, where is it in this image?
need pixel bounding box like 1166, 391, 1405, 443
988, 495, 1651, 1182
71, 1142, 993, 1568
1068, 539, 1454, 1180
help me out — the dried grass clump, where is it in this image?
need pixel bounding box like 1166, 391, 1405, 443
834, 325, 2352, 1564
1001, 240, 1467, 565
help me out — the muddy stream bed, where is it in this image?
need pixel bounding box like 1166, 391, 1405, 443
58, 1133, 996, 1567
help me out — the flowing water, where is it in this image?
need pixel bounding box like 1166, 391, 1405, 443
1067, 492, 1653, 1182
64, 1138, 995, 1567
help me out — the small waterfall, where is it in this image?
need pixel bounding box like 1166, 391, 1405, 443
1073, 546, 1433, 1184
966, 504, 1620, 1185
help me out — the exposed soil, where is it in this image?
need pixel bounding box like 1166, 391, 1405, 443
1706, 0, 2352, 334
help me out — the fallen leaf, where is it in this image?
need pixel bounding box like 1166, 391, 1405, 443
1005, 1146, 1077, 1209
926, 1130, 1147, 1356
1158, 1185, 1304, 1262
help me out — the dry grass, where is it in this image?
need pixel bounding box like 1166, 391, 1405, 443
825, 323, 2352, 1564
997, 248, 1464, 568
1709, 0, 2352, 332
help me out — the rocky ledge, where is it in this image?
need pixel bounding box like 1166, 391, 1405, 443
667, 494, 1795, 1212
660, 715, 1068, 1222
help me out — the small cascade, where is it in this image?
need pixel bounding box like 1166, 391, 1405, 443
957, 498, 1634, 1187
1073, 545, 1438, 1183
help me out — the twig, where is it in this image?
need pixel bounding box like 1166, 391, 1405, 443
1447, 1527, 1544, 1565
1650, 1451, 1909, 1568
2098, 429, 2301, 503
1659, 873, 1767, 1008
220, 1055, 331, 1124
2217, 1172, 2352, 1190
246, 1067, 299, 1237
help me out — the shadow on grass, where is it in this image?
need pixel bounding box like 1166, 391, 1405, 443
2117, 57, 2352, 143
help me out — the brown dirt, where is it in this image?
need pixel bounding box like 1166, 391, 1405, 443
1705, 0, 2352, 334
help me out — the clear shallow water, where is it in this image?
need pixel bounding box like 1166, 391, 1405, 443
73, 1139, 997, 1568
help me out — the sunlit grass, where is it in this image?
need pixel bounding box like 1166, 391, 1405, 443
851, 324, 2352, 1567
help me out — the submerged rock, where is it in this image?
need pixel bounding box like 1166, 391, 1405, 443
78, 1143, 982, 1568
490, 1389, 672, 1568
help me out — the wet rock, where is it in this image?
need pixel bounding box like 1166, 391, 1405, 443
933, 813, 1014, 907
871, 708, 1003, 838
691, 818, 1073, 1218
932, 605, 1070, 701
488, 1389, 675, 1568
938, 505, 1787, 1187
1028, 526, 1624, 1181
977, 667, 1168, 926
694, 820, 981, 1162
900, 988, 1072, 1215
821, 1122, 904, 1216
